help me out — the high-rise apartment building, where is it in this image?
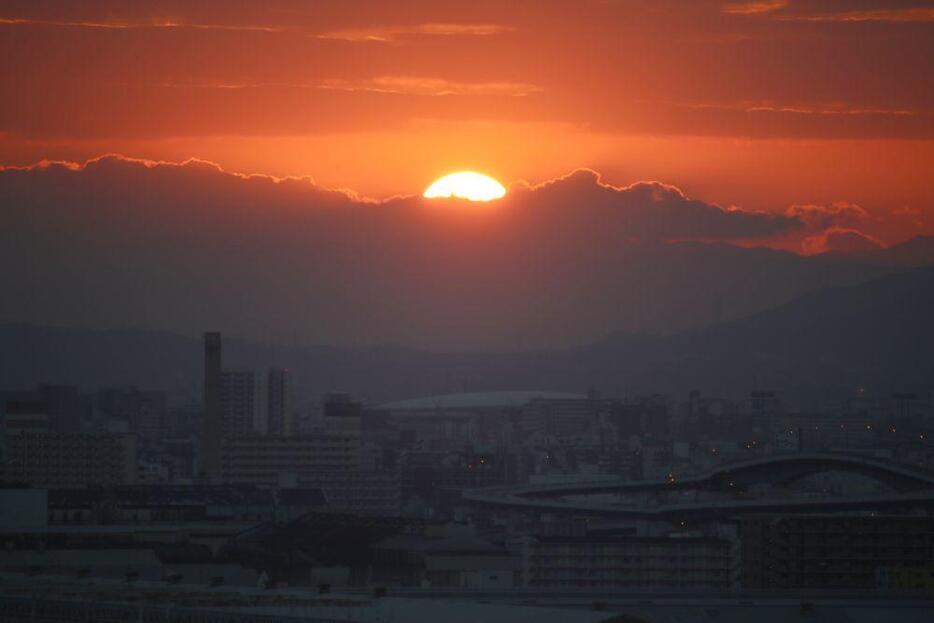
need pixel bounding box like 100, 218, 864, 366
221, 370, 257, 437
201, 331, 222, 482
267, 368, 292, 436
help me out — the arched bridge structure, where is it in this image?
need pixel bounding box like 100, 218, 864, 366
463, 453, 934, 519
688, 452, 934, 492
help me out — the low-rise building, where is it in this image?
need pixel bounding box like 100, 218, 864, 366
875, 566, 934, 592
3, 431, 137, 488
372, 532, 520, 588
46, 485, 326, 525
221, 434, 361, 486
221, 434, 399, 515
742, 514, 934, 590
0, 489, 48, 530
521, 533, 737, 590
299, 468, 401, 517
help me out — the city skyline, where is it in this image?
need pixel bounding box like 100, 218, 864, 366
2, 1, 934, 620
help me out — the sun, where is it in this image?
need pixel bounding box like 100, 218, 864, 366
424, 171, 506, 202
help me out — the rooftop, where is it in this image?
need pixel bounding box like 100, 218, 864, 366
374, 391, 587, 412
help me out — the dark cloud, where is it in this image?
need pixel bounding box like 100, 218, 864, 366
802, 227, 885, 255
785, 201, 870, 230
721, 0, 934, 23
0, 155, 882, 349
0, 156, 798, 241
781, 201, 882, 254
510, 169, 798, 242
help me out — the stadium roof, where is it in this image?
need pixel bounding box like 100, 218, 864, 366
373, 391, 587, 412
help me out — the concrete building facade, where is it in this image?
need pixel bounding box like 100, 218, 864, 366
742, 514, 934, 590
3, 431, 137, 487
521, 534, 737, 590
201, 331, 222, 482
220, 370, 258, 437
266, 368, 292, 436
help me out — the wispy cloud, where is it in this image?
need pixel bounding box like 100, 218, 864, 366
154, 81, 312, 90
151, 76, 542, 97
722, 1, 788, 16
0, 17, 516, 41
316, 22, 515, 42
0, 17, 289, 32
782, 8, 934, 23
318, 76, 542, 97
721, 4, 934, 23
672, 100, 920, 117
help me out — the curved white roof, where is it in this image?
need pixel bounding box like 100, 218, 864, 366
374, 390, 587, 412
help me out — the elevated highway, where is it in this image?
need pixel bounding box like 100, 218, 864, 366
463, 453, 934, 519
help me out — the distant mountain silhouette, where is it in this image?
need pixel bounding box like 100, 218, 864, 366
1, 265, 933, 406
6, 157, 933, 350
871, 235, 934, 267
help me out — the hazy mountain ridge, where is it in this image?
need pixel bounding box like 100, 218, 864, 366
2, 263, 933, 405
4, 154, 929, 350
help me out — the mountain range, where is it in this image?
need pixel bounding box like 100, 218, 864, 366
2, 258, 933, 406
5, 153, 934, 351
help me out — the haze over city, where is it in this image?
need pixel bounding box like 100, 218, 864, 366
1, 1, 934, 622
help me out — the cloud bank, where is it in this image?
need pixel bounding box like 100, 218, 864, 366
0, 155, 891, 349
801, 227, 885, 255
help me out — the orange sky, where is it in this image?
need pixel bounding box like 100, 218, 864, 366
2, 0, 933, 244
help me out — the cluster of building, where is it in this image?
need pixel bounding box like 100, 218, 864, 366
1, 331, 933, 601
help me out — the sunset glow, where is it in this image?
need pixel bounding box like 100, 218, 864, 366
2, 5, 934, 608
2, 0, 933, 349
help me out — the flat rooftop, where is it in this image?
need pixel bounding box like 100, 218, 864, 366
374, 391, 587, 412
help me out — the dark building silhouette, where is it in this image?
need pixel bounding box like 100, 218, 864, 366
201, 331, 222, 482
323, 392, 363, 419
37, 385, 89, 433
267, 368, 291, 436
742, 514, 934, 590
220, 370, 256, 437
96, 386, 166, 440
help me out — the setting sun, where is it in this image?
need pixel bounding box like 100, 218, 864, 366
423, 171, 506, 201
